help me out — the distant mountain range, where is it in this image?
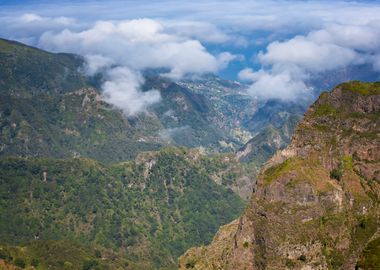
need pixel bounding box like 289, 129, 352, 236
0, 38, 379, 269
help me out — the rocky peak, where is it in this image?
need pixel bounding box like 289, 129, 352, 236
179, 81, 380, 270
266, 81, 380, 177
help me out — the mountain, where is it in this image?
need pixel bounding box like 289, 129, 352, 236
0, 38, 257, 163
0, 147, 252, 269
179, 81, 380, 269
236, 114, 300, 165
178, 75, 255, 143
3, 37, 375, 167
0, 38, 88, 95
0, 37, 258, 269
2, 37, 379, 270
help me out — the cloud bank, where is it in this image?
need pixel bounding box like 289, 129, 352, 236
240, 20, 380, 102
1, 0, 380, 104
9, 17, 235, 115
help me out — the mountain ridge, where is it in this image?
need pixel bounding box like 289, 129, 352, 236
179, 81, 380, 270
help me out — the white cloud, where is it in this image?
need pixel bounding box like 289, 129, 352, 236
33, 18, 236, 114
0, 11, 240, 115
258, 37, 359, 72
163, 20, 230, 44
1, 1, 380, 104
84, 54, 114, 76
242, 20, 380, 102
217, 52, 243, 69
308, 23, 380, 52
239, 69, 311, 101
0, 13, 78, 44
374, 55, 380, 72
38, 18, 233, 77
102, 67, 161, 116
158, 126, 189, 141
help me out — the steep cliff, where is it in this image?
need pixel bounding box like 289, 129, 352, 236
179, 81, 380, 270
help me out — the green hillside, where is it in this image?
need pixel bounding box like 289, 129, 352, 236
0, 38, 255, 163
0, 148, 245, 269
0, 38, 88, 95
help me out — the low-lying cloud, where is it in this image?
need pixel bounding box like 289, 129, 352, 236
239, 69, 310, 101
241, 21, 380, 102
158, 126, 190, 142
0, 13, 238, 115
27, 18, 235, 115
102, 67, 161, 116
1, 0, 380, 104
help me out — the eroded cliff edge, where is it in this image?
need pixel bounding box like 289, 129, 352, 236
179, 81, 380, 270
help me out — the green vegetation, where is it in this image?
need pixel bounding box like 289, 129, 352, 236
297, 255, 306, 262
178, 80, 380, 270
0, 148, 245, 268
339, 81, 380, 96
262, 157, 322, 186
341, 155, 353, 170
14, 257, 26, 268
356, 237, 380, 269
0, 38, 89, 95
330, 168, 343, 181
312, 103, 337, 117
0, 38, 254, 163
0, 37, 266, 270
0, 240, 126, 270
330, 155, 353, 181
0, 92, 163, 163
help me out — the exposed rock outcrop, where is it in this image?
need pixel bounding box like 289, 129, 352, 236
179, 81, 380, 270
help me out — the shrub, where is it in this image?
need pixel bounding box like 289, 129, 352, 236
185, 259, 196, 269
330, 168, 343, 181
14, 258, 26, 268
94, 249, 102, 258
0, 249, 12, 261
64, 261, 73, 269
31, 258, 39, 267
83, 259, 98, 270
298, 255, 307, 262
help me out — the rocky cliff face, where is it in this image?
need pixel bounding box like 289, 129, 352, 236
179, 81, 380, 270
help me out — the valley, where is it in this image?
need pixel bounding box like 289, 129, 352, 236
0, 27, 379, 270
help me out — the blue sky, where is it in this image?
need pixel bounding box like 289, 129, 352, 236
1, 0, 380, 113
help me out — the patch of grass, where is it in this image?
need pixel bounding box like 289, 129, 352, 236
0, 39, 14, 52
262, 158, 299, 185
0, 241, 125, 270
342, 155, 353, 170
339, 81, 380, 96
330, 155, 354, 180
314, 124, 330, 132
262, 157, 327, 189
313, 104, 337, 117
361, 131, 378, 140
